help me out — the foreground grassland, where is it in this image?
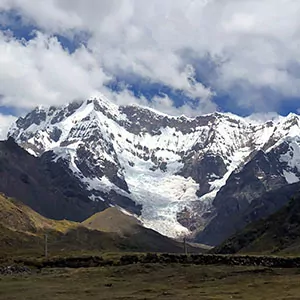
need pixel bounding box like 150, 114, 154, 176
1, 264, 300, 300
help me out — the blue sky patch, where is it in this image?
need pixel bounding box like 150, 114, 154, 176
0, 6, 300, 118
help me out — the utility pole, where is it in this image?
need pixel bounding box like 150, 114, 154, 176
44, 234, 48, 258
183, 236, 187, 255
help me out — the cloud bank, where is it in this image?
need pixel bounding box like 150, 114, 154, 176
0, 0, 300, 116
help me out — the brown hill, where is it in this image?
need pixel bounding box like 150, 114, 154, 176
0, 195, 202, 255
82, 207, 142, 235
0, 193, 76, 233
82, 207, 191, 253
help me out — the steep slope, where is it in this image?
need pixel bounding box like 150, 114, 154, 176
213, 192, 300, 255
197, 136, 300, 245
198, 182, 300, 246
0, 193, 76, 233
0, 193, 75, 252
0, 138, 142, 222
0, 193, 79, 253
8, 96, 300, 239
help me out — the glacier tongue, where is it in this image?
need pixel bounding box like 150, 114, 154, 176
8, 97, 300, 238
120, 156, 199, 237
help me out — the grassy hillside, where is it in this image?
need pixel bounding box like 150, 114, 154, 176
0, 193, 76, 233
0, 194, 79, 255
0, 195, 200, 256
82, 207, 191, 253
213, 193, 300, 255
82, 207, 141, 235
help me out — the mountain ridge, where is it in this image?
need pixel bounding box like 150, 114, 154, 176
8, 96, 300, 241
212, 191, 300, 255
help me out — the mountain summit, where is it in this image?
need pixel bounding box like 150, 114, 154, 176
8, 96, 300, 241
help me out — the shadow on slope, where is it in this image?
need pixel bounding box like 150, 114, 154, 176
213, 192, 300, 255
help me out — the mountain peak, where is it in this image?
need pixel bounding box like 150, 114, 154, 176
8, 96, 300, 239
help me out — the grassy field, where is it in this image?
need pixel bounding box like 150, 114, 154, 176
1, 263, 300, 299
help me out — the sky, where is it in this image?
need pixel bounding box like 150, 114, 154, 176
1, 0, 300, 137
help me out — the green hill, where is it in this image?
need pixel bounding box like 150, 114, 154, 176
0, 193, 76, 233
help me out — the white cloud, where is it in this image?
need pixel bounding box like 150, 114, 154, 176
0, 31, 110, 109
1, 0, 300, 115
0, 113, 17, 140
0, 30, 215, 116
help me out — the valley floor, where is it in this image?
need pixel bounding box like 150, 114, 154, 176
1, 263, 300, 300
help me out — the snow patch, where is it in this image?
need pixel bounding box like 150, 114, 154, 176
283, 170, 299, 184
8, 97, 300, 238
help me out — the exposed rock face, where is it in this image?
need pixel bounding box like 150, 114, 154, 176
8, 96, 300, 240
0, 138, 140, 222
213, 188, 300, 255
196, 145, 300, 246
178, 153, 227, 197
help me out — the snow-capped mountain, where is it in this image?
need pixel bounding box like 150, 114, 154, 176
8, 95, 300, 239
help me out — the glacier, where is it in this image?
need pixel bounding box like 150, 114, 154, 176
8, 96, 300, 238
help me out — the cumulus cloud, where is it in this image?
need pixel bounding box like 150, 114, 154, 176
0, 113, 16, 140
1, 0, 300, 116
0, 31, 110, 108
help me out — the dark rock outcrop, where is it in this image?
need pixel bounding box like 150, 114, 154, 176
213, 190, 300, 255
0, 139, 140, 222
196, 148, 300, 246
